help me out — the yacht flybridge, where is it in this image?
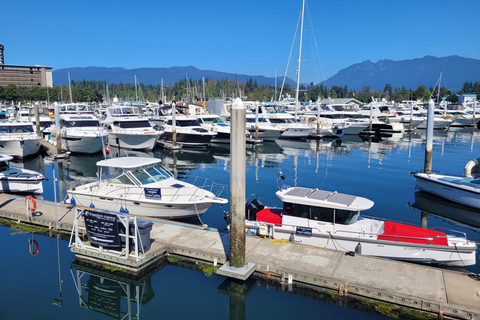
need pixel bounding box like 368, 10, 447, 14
67, 157, 228, 219
235, 181, 476, 266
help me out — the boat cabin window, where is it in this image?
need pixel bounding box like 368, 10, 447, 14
114, 121, 151, 129
199, 117, 223, 124
283, 202, 359, 225
0, 125, 34, 133
110, 173, 135, 185
61, 119, 100, 127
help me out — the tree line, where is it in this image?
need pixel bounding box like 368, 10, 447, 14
0, 79, 479, 104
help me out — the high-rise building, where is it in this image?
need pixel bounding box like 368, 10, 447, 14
0, 44, 53, 87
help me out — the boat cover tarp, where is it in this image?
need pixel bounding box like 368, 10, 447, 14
378, 221, 448, 245
256, 208, 282, 226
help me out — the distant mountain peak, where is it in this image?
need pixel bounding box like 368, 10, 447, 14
327, 55, 480, 92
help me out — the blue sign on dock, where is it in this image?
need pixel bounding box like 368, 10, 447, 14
145, 188, 162, 199
296, 226, 313, 237
84, 210, 121, 248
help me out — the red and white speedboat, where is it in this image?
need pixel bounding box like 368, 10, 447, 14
241, 183, 476, 266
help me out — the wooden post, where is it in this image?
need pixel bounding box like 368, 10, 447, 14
230, 98, 246, 268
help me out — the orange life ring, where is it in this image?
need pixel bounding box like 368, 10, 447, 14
28, 239, 39, 256
25, 196, 36, 212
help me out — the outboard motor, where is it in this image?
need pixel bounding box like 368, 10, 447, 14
245, 197, 264, 220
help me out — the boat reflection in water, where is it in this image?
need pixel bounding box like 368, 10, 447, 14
411, 191, 480, 232
71, 260, 162, 319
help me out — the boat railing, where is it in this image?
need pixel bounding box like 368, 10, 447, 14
274, 220, 467, 245
0, 132, 40, 140
177, 175, 227, 199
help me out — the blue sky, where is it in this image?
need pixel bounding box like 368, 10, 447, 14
2, 0, 479, 84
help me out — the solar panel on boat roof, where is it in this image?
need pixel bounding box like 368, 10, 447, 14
284, 187, 312, 197
327, 193, 357, 206
308, 189, 333, 201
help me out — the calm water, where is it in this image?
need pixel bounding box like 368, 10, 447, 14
2, 127, 480, 320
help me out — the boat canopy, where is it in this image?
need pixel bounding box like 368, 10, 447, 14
96, 157, 161, 169
276, 187, 374, 211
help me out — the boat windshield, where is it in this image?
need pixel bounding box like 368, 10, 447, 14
284, 202, 360, 225
200, 117, 224, 124
129, 165, 173, 185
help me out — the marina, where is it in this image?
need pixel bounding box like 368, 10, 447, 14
1, 124, 480, 319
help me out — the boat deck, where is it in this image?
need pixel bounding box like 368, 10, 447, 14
0, 193, 479, 319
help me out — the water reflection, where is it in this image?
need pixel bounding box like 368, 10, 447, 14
411, 191, 480, 232
71, 260, 163, 319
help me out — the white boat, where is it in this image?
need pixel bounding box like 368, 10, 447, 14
67, 157, 228, 219
0, 120, 43, 158
0, 154, 45, 193
100, 105, 159, 150
196, 113, 234, 144
245, 114, 283, 141
152, 115, 216, 147
260, 106, 312, 139
51, 114, 109, 154
239, 181, 476, 266
298, 115, 346, 138
17, 105, 53, 137
413, 158, 480, 209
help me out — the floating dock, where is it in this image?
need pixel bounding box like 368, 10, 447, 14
1, 193, 480, 319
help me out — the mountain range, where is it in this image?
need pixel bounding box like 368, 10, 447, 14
52, 55, 480, 93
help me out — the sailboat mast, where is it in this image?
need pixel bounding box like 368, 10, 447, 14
68, 70, 73, 103
135, 75, 138, 101
295, 0, 305, 119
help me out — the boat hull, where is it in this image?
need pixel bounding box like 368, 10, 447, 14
0, 177, 43, 193
0, 137, 42, 158
108, 133, 157, 150
160, 132, 213, 147
246, 220, 476, 266
62, 133, 108, 154
70, 193, 214, 219
414, 172, 480, 209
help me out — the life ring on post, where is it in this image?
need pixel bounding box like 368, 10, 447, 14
28, 239, 39, 256
25, 196, 37, 212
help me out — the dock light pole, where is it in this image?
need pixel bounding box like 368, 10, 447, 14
424, 99, 434, 174
230, 97, 246, 268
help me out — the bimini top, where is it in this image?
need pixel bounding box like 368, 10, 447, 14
276, 187, 374, 211
96, 157, 161, 169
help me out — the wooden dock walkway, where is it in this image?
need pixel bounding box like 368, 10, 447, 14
1, 193, 480, 319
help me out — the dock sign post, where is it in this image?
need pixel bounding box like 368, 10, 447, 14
84, 210, 121, 249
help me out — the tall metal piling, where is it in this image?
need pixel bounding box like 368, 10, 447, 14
424, 99, 434, 173
229, 98, 246, 268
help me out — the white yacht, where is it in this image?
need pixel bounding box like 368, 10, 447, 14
0, 154, 45, 193
260, 106, 312, 139
245, 114, 283, 141
100, 105, 159, 150
0, 120, 42, 158
196, 113, 233, 144
152, 115, 216, 147
67, 157, 228, 219
50, 114, 109, 154
17, 105, 53, 137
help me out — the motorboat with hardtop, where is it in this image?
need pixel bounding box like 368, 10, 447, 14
234, 177, 476, 266
67, 157, 228, 219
